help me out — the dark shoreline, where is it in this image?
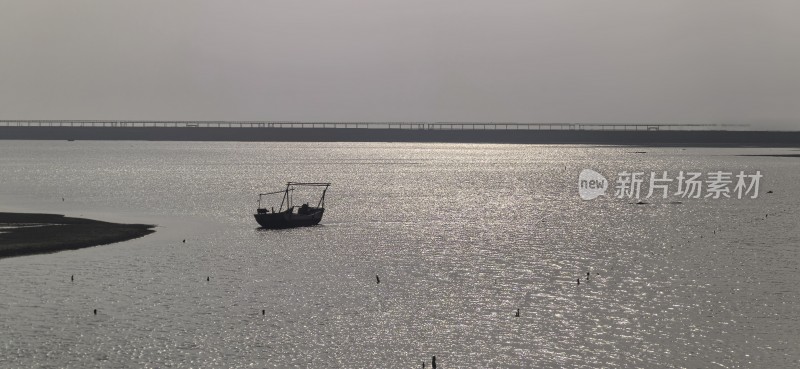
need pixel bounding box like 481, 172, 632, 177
1, 126, 799, 147
0, 212, 155, 259
739, 154, 800, 157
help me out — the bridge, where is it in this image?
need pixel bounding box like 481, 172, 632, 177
0, 120, 748, 131
3, 120, 793, 146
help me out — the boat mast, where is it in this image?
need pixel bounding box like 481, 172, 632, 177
266, 182, 331, 210
279, 185, 288, 211
318, 185, 329, 208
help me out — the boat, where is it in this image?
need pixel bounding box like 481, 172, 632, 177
254, 182, 331, 229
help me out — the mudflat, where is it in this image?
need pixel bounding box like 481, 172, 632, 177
0, 212, 155, 258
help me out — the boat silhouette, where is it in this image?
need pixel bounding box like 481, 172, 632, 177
254, 182, 330, 229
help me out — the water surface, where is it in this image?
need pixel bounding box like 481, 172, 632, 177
0, 141, 798, 368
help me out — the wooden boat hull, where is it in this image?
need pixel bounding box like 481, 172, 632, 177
254, 209, 324, 229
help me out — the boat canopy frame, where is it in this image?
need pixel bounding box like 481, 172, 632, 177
257, 182, 331, 212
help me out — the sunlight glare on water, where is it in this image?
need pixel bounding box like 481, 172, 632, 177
0, 141, 798, 367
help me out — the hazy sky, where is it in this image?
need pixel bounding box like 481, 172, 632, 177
1, 1, 798, 130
